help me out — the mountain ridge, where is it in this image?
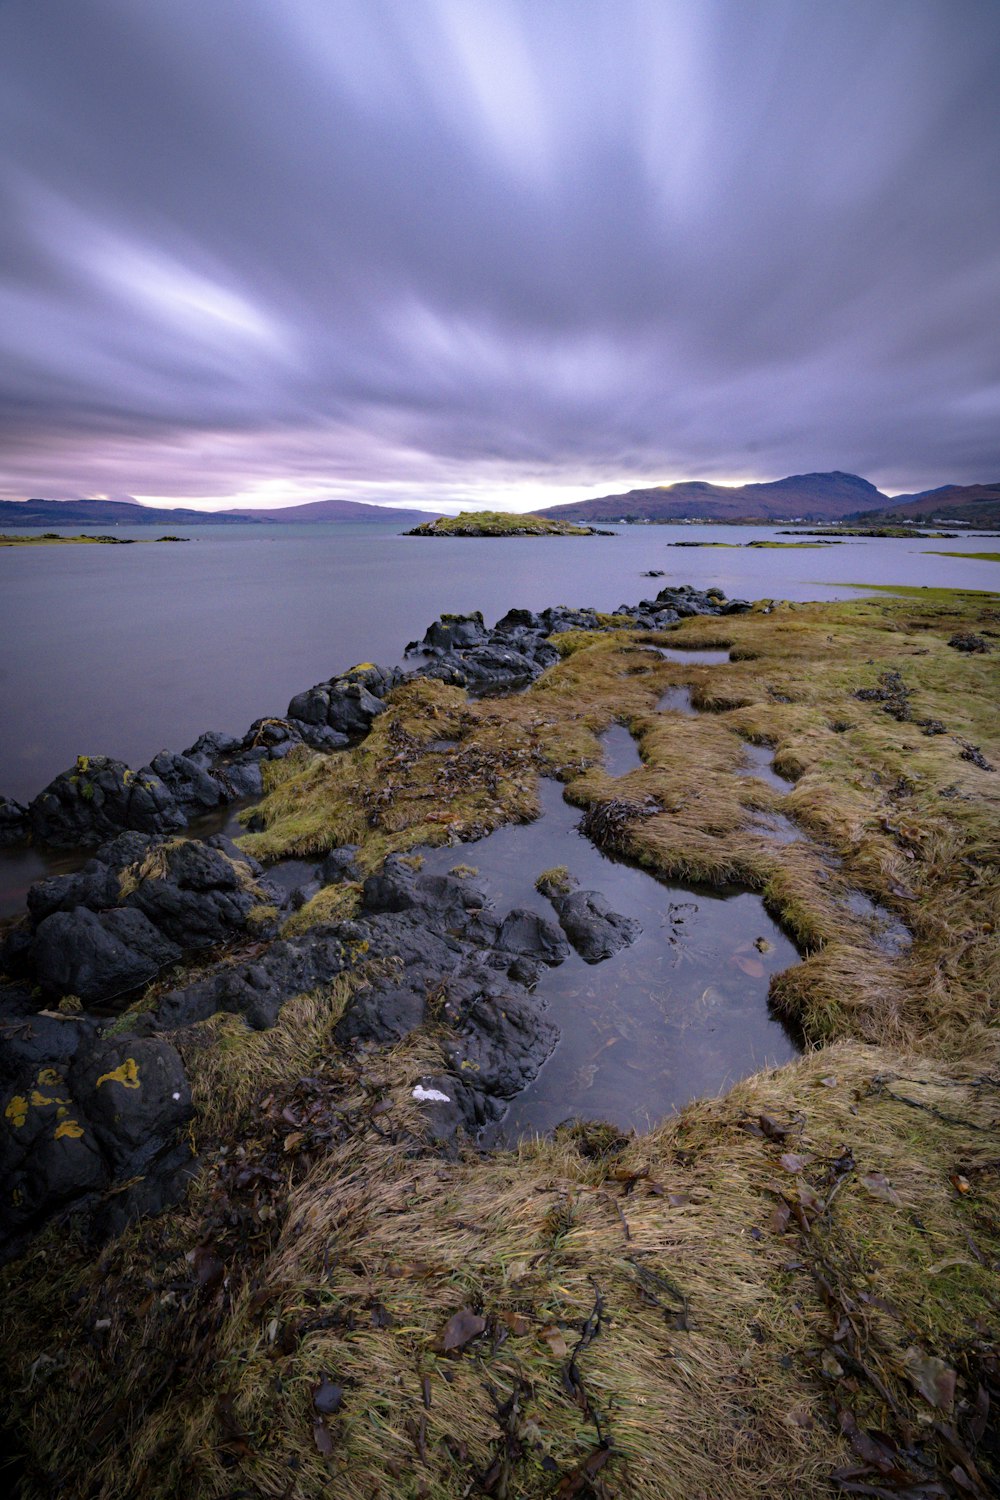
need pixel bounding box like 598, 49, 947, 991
536, 471, 892, 523
0, 497, 441, 527
853, 481, 1000, 527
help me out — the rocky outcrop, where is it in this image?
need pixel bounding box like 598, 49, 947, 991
0, 579, 751, 1255
287, 664, 403, 739
0, 796, 28, 846
6, 833, 280, 1007
28, 756, 187, 847
0, 1030, 194, 1260
153, 928, 346, 1031
333, 857, 565, 1128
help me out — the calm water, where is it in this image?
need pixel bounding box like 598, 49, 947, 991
1, 521, 995, 805
419, 779, 800, 1138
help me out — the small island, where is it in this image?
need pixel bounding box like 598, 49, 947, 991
405, 509, 613, 537
0, 532, 189, 547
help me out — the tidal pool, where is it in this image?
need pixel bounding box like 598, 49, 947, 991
736, 741, 795, 793
600, 723, 644, 776
419, 779, 801, 1141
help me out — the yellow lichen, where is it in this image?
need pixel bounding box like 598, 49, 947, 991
96, 1058, 141, 1090
36, 1067, 61, 1086
30, 1090, 70, 1108
54, 1120, 85, 1140
4, 1095, 28, 1128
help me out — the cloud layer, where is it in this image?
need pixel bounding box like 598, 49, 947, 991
1, 0, 998, 507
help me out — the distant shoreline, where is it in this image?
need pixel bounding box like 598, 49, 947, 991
0, 533, 189, 547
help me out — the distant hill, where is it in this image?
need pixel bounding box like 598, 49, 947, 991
0, 497, 253, 527
536, 471, 892, 523
220, 498, 442, 523
0, 497, 441, 527
853, 482, 1000, 528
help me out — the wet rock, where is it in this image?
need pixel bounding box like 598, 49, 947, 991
0, 1034, 194, 1260
319, 845, 361, 883
28, 756, 186, 849
154, 929, 346, 1030
31, 906, 182, 1005
148, 751, 225, 811
440, 980, 558, 1099
485, 908, 570, 965
26, 863, 122, 923
122, 838, 276, 948
0, 988, 100, 1085
422, 644, 539, 693
287, 664, 402, 740
948, 632, 992, 654
182, 729, 243, 767
421, 611, 489, 652
547, 888, 641, 963
69, 1036, 191, 1170
0, 795, 28, 847
361, 857, 488, 924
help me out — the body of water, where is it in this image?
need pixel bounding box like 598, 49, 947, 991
1, 521, 995, 804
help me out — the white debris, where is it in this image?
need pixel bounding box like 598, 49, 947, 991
171, 1091, 181, 1100
411, 1085, 451, 1104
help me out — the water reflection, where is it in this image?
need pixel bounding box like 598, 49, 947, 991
419, 780, 800, 1140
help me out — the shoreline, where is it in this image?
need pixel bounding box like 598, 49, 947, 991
1, 581, 998, 1496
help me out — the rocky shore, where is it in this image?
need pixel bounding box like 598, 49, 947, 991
2, 579, 998, 1499
0, 582, 745, 1260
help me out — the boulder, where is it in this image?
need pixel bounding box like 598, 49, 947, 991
122, 837, 275, 948
69, 1036, 191, 1171
0, 795, 28, 847
28, 756, 186, 848
547, 889, 641, 963
421, 612, 489, 653
31, 906, 182, 1005
148, 751, 225, 811
0, 1035, 194, 1260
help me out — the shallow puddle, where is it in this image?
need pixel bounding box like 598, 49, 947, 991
746, 810, 804, 845
419, 779, 800, 1140
736, 741, 794, 793
600, 723, 644, 776
842, 889, 912, 956
655, 685, 697, 715
651, 645, 731, 666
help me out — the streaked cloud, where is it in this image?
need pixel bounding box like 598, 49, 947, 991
0, 0, 997, 508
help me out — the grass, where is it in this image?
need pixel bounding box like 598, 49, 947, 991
2, 589, 999, 1497
924, 551, 1000, 562
407, 510, 600, 537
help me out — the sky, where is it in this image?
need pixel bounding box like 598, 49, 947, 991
0, 0, 998, 513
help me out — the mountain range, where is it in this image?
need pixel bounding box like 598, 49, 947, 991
0, 497, 442, 527
535, 471, 889, 523
1, 475, 997, 528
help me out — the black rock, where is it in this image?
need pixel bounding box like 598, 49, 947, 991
0, 795, 28, 847
31, 905, 182, 1004
122, 838, 274, 948
155, 929, 346, 1030
0, 1033, 195, 1260
148, 751, 224, 812
547, 888, 641, 963
70, 1036, 192, 1171
28, 756, 186, 848
319, 845, 361, 883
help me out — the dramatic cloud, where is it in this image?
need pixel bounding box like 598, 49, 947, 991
1, 0, 998, 507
